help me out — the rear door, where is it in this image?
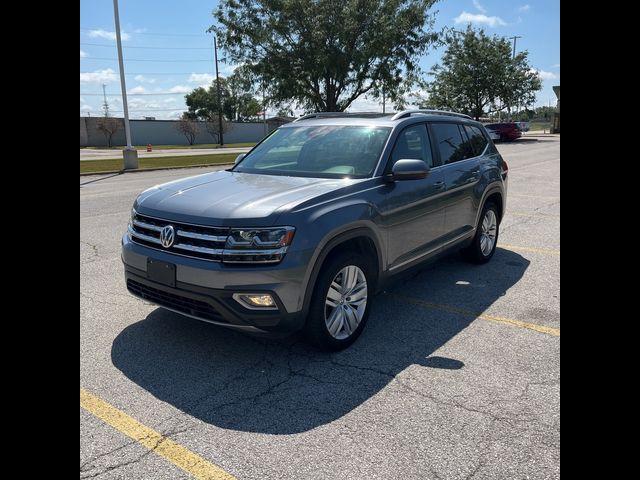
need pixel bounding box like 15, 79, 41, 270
429, 122, 480, 239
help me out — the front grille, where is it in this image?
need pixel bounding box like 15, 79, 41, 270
129, 211, 229, 261
127, 279, 227, 323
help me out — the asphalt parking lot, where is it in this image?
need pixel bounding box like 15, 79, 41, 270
80, 136, 560, 479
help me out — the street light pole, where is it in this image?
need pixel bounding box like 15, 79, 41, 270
213, 36, 224, 147
507, 35, 523, 120
112, 0, 137, 168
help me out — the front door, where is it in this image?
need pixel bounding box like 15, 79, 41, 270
379, 123, 447, 270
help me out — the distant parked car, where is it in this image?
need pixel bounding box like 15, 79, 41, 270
484, 123, 522, 142
485, 127, 500, 141
516, 121, 530, 132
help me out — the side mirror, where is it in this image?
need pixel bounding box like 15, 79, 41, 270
234, 153, 246, 165
389, 159, 430, 181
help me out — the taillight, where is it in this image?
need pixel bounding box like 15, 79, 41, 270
502, 160, 509, 175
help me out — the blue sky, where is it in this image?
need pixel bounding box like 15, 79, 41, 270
80, 0, 559, 119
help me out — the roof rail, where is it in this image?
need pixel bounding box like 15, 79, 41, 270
293, 112, 391, 122
390, 109, 472, 121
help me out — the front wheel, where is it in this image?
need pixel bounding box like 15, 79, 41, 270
304, 252, 373, 351
461, 202, 499, 264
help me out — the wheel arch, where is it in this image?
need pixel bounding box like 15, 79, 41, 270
299, 226, 384, 318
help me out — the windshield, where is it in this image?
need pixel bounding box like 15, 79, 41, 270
233, 125, 391, 178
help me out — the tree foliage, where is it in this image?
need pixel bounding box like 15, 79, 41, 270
184, 70, 262, 122
211, 0, 441, 112
422, 27, 542, 120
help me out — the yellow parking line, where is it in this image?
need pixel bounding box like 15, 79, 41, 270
498, 243, 560, 256
80, 389, 236, 480
388, 294, 559, 336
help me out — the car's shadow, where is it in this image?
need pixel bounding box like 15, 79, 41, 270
112, 248, 529, 434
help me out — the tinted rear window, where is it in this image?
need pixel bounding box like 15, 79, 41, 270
430, 123, 475, 164
464, 125, 488, 156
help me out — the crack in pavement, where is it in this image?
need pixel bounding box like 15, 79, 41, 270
80, 426, 192, 478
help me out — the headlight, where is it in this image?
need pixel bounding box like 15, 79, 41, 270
223, 227, 295, 263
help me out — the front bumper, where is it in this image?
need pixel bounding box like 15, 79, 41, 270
121, 234, 311, 332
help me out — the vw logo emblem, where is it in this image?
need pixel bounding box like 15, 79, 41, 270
159, 225, 175, 248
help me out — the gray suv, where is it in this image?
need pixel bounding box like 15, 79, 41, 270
122, 110, 508, 350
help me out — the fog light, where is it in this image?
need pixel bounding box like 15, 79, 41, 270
233, 293, 277, 310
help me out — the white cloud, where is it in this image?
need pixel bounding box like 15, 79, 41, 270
134, 75, 156, 84
518, 4, 531, 12
455, 11, 506, 27
221, 64, 241, 76
88, 29, 130, 41
188, 73, 215, 87
472, 0, 487, 14
517, 16, 523, 23
80, 68, 118, 84
552, 63, 560, 68
347, 95, 384, 113
161, 98, 178, 104
129, 86, 147, 94
530, 69, 558, 80
80, 50, 88, 58
168, 85, 192, 93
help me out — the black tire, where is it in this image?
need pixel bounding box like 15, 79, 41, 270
461, 202, 499, 264
304, 251, 374, 351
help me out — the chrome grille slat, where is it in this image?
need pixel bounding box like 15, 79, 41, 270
176, 230, 227, 242
130, 212, 229, 261
133, 219, 163, 232
128, 225, 162, 245
172, 243, 224, 255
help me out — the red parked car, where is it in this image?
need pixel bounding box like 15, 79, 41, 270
484, 122, 522, 142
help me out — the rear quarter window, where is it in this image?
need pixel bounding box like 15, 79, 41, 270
464, 125, 489, 156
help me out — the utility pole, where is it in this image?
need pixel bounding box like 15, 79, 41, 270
509, 35, 522, 59
112, 0, 138, 168
213, 36, 224, 147
102, 84, 110, 117
506, 35, 522, 120
262, 79, 267, 135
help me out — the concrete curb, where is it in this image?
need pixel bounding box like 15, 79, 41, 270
79, 162, 235, 177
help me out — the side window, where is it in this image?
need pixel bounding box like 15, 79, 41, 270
390, 124, 433, 168
464, 125, 489, 156
431, 123, 475, 165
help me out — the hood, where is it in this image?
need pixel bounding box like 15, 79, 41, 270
134, 170, 359, 226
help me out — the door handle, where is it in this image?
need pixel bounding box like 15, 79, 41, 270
433, 181, 445, 190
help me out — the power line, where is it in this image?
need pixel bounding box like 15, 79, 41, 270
80, 42, 211, 50
83, 108, 186, 112
80, 28, 209, 37
81, 71, 216, 75
81, 92, 190, 96
82, 72, 212, 75
82, 57, 212, 62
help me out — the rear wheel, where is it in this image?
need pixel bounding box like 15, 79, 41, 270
304, 252, 373, 351
461, 202, 499, 264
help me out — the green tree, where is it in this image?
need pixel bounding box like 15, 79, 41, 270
184, 78, 234, 121
422, 27, 542, 120
184, 71, 262, 121
210, 0, 441, 112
